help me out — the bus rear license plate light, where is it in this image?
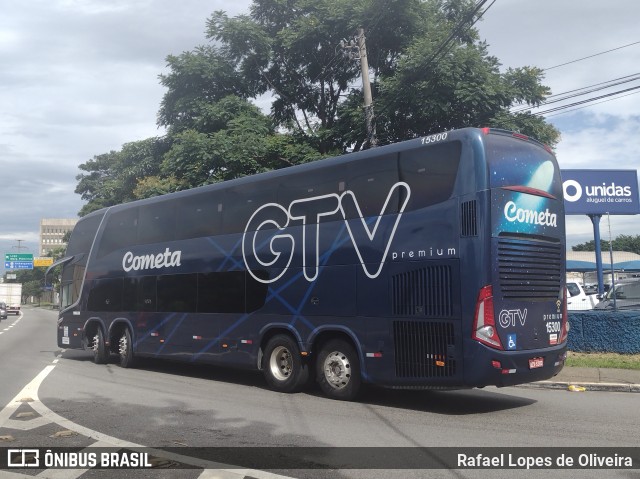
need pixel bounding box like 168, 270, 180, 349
529, 357, 544, 369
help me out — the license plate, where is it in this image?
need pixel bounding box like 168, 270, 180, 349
529, 357, 544, 369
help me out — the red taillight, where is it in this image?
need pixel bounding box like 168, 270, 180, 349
560, 288, 570, 343
512, 132, 529, 141
472, 285, 504, 350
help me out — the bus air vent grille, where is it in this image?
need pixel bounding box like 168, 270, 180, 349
391, 266, 453, 317
393, 320, 456, 378
460, 200, 477, 237
498, 238, 562, 300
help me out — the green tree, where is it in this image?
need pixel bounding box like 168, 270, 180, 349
572, 235, 640, 255
76, 0, 561, 212
205, 0, 559, 152
75, 137, 168, 216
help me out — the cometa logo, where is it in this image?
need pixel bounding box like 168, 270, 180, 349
503, 201, 557, 227
242, 182, 411, 283
122, 248, 182, 272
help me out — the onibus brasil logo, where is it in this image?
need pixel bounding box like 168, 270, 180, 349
242, 182, 411, 283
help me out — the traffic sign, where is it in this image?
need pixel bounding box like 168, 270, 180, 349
4, 261, 33, 270
5, 253, 34, 262
34, 257, 54, 267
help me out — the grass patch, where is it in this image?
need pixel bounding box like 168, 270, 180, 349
566, 351, 640, 370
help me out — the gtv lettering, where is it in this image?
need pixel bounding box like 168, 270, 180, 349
498, 308, 528, 328
242, 182, 411, 283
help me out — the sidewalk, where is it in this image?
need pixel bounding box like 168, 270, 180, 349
521, 366, 640, 392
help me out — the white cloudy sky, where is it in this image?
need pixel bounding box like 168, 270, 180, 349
1, 0, 639, 267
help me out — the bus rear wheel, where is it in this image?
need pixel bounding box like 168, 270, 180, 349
263, 334, 309, 393
118, 328, 135, 368
316, 339, 361, 401
91, 327, 108, 364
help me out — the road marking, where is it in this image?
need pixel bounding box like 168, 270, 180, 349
1, 317, 21, 334
0, 356, 295, 479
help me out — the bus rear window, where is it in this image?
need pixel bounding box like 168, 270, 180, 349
485, 135, 562, 199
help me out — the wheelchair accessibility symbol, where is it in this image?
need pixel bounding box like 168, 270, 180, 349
507, 334, 517, 350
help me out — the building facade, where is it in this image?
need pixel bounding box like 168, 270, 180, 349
40, 218, 78, 256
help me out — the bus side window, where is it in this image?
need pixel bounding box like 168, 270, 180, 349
87, 278, 123, 312
122, 276, 157, 312
344, 154, 400, 219
246, 271, 269, 312
399, 142, 462, 210
175, 193, 223, 240
97, 208, 139, 257
156, 274, 198, 312
276, 167, 345, 213
222, 187, 277, 235
138, 201, 176, 244
198, 271, 245, 313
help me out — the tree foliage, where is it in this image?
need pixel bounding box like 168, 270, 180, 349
75, 0, 560, 214
572, 235, 640, 255
75, 137, 168, 216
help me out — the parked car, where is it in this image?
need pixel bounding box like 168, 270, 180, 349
566, 281, 596, 310
0, 302, 6, 320
584, 283, 598, 294
594, 279, 640, 310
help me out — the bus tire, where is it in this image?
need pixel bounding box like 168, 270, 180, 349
316, 339, 361, 401
91, 327, 108, 365
263, 334, 309, 393
118, 328, 136, 368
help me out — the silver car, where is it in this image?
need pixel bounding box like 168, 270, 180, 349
594, 279, 640, 310
0, 302, 6, 320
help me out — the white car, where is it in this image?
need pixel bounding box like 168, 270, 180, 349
566, 281, 596, 311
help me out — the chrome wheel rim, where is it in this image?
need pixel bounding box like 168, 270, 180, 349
269, 345, 293, 381
92, 334, 100, 354
323, 351, 351, 390
119, 334, 128, 357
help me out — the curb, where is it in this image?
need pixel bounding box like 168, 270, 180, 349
517, 381, 640, 393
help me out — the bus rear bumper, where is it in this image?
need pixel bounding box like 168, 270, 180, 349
464, 342, 568, 388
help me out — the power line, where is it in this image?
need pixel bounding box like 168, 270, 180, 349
419, 0, 493, 74
533, 84, 640, 116
543, 90, 640, 118
375, 0, 495, 121
543, 40, 640, 71
511, 73, 640, 113
545, 73, 640, 99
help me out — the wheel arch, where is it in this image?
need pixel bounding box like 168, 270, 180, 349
309, 326, 366, 378
257, 323, 305, 370
82, 317, 107, 347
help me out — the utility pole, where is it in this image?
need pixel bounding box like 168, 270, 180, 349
340, 28, 377, 148
12, 239, 28, 252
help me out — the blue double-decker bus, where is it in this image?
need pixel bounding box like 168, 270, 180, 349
53, 128, 568, 400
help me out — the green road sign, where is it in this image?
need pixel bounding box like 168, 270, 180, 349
5, 253, 34, 262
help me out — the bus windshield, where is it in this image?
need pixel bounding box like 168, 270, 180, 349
485, 134, 562, 199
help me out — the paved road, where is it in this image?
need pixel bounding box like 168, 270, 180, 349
0, 309, 60, 407
1, 308, 638, 479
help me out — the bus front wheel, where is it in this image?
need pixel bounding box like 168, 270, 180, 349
118, 328, 135, 368
316, 339, 361, 401
91, 327, 108, 365
263, 334, 309, 393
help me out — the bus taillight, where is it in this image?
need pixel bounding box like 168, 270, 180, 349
472, 285, 504, 350
560, 288, 570, 343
